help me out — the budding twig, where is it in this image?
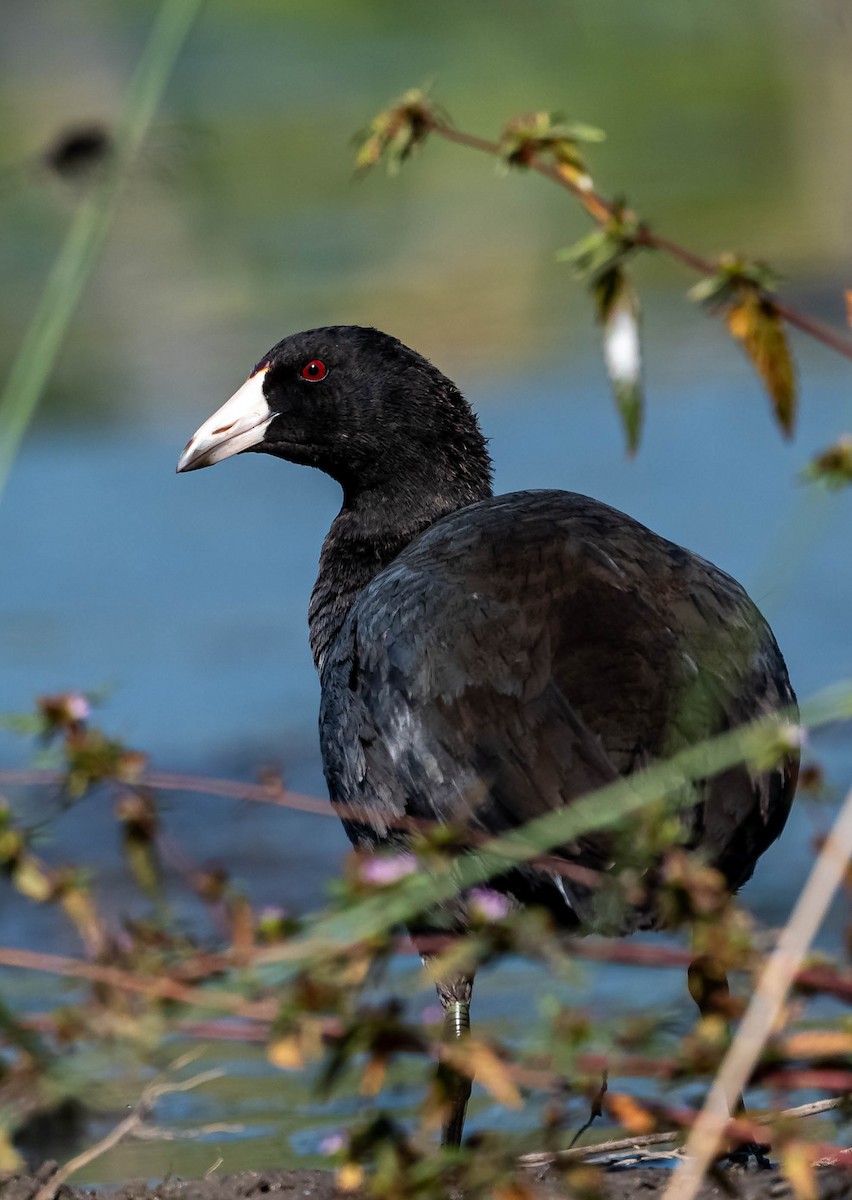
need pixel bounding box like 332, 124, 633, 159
424, 115, 852, 365
31, 1052, 222, 1200
518, 1096, 848, 1167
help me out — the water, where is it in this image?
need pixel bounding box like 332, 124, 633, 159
1, 338, 851, 1179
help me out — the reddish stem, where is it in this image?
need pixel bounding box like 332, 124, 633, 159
428, 118, 852, 364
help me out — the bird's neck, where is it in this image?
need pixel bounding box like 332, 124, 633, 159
309, 472, 492, 676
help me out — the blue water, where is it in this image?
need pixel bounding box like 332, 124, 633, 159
1, 342, 851, 1175
4, 351, 850, 768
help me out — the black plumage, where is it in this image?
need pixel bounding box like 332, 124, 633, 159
178, 324, 798, 1144
321, 489, 796, 930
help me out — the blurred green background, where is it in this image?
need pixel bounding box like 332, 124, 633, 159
2, 0, 852, 426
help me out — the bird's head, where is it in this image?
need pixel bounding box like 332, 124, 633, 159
177, 325, 492, 505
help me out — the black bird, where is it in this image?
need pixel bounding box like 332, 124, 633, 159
177, 325, 798, 1146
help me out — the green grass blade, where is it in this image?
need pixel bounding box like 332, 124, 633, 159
0, 0, 206, 501
256, 679, 852, 968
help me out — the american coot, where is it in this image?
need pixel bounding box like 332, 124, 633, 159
178, 325, 798, 1146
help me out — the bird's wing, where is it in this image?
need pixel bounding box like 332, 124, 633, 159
321, 555, 623, 925
659, 555, 799, 888
322, 498, 624, 825
320, 492, 796, 912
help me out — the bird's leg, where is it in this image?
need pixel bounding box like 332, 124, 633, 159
688, 955, 771, 1170
434, 972, 475, 1148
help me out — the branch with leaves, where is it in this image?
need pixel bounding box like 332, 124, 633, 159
0, 686, 851, 1193
0, 0, 205, 504
355, 90, 852, 475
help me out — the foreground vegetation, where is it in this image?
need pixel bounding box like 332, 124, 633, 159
1, 4, 852, 1197
0, 685, 850, 1199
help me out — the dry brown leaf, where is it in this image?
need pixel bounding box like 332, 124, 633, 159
782, 1030, 852, 1059
336, 1163, 364, 1192
726, 292, 796, 437
360, 1054, 387, 1096
12, 857, 53, 902
61, 887, 105, 955
606, 1091, 656, 1134
726, 303, 751, 340
336, 950, 373, 988
0, 1128, 23, 1173
442, 1038, 522, 1108
268, 1035, 303, 1071
781, 1140, 817, 1200
494, 1181, 535, 1200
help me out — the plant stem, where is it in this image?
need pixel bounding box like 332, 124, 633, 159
664, 785, 852, 1200
428, 117, 852, 364
0, 0, 205, 502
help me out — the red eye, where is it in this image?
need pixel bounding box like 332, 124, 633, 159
300, 359, 327, 382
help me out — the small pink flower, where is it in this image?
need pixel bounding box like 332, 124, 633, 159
468, 887, 511, 922
320, 1133, 347, 1156
358, 853, 417, 886
257, 906, 287, 935
65, 692, 91, 722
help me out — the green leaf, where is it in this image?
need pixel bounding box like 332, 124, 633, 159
598, 269, 644, 455
498, 110, 604, 177
688, 273, 737, 308
688, 255, 781, 309
557, 231, 630, 280
556, 230, 613, 277
612, 379, 643, 457
0, 0, 206, 503
558, 223, 645, 454
556, 121, 606, 144
353, 88, 436, 176
0, 712, 45, 736
557, 206, 639, 280
801, 435, 852, 489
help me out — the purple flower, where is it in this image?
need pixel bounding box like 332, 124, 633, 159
358, 853, 417, 886
64, 692, 91, 722
320, 1132, 347, 1156
468, 887, 511, 922
257, 906, 287, 936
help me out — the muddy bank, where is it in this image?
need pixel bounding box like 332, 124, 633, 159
2, 1164, 851, 1200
